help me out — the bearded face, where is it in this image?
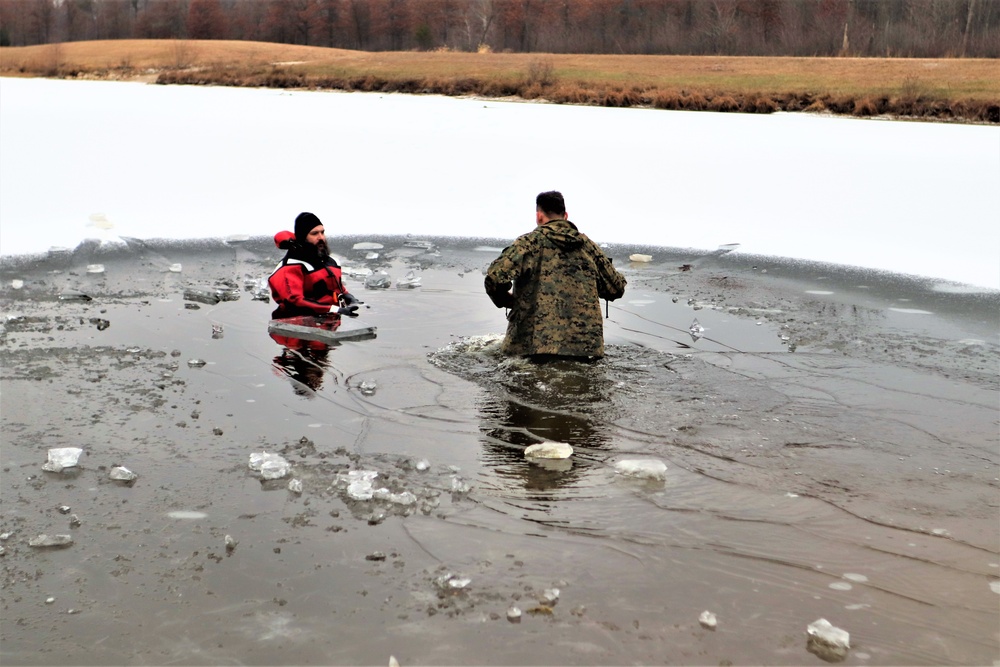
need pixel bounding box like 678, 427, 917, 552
314, 238, 330, 259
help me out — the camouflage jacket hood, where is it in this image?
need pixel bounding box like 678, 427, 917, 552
483, 219, 627, 359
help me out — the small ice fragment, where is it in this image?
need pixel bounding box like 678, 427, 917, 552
448, 577, 471, 589
345, 470, 379, 500
86, 264, 105, 274
288, 478, 303, 494
688, 318, 705, 341
541, 588, 560, 604
629, 254, 653, 262
806, 618, 850, 651
58, 291, 93, 302
387, 491, 417, 506
109, 466, 137, 482
842, 573, 868, 583
11, 279, 24, 289
396, 270, 421, 288
187, 359, 207, 368
364, 271, 391, 289
366, 551, 387, 561
990, 581, 1000, 594
211, 324, 224, 339
0, 546, 5, 556
717, 243, 740, 253
359, 380, 377, 396
167, 511, 208, 520
828, 581, 853, 591
168, 263, 183, 273
353, 242, 384, 251
225, 234, 250, 244
365, 251, 379, 260
450, 476, 471, 494
69, 515, 81, 528
225, 535, 237, 552
0, 532, 11, 541
614, 459, 668, 481
524, 442, 573, 459
248, 451, 291, 480
389, 656, 401, 667
42, 447, 83, 472
45, 597, 55, 604
57, 505, 71, 515
28, 534, 73, 548
507, 606, 522, 622
699, 611, 717, 630
415, 459, 430, 471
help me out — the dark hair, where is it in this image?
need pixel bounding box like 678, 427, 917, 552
536, 191, 566, 217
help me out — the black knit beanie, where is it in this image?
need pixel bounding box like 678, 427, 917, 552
294, 212, 322, 242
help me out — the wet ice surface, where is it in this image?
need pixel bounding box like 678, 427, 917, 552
0, 235, 997, 665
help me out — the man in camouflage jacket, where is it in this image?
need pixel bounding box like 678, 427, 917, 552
484, 191, 627, 359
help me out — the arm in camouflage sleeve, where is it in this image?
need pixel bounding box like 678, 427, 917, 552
592, 242, 627, 301
484, 241, 523, 309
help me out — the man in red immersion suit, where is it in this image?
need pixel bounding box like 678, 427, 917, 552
268, 212, 363, 320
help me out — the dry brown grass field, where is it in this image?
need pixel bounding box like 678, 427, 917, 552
2, 39, 998, 122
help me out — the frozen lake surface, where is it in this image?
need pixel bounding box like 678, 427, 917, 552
1, 77, 998, 290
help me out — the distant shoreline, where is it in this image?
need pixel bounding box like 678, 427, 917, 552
2, 39, 998, 123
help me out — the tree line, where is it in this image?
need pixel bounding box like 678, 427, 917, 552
1, 0, 997, 57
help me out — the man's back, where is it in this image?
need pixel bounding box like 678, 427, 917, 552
485, 219, 626, 358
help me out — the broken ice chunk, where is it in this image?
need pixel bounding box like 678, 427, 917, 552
524, 442, 573, 459
614, 459, 668, 481
42, 447, 83, 473
688, 318, 705, 341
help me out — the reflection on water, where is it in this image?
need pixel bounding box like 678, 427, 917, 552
270, 327, 338, 396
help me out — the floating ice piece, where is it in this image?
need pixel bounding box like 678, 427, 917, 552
614, 459, 668, 480
58, 291, 92, 302
364, 271, 391, 289
42, 447, 83, 473
187, 359, 207, 368
389, 656, 401, 667
353, 242, 384, 251
167, 510, 207, 520
365, 252, 379, 260
507, 606, 522, 622
415, 458, 430, 471
806, 618, 850, 660
168, 263, 182, 273
524, 442, 573, 460
86, 264, 105, 274
288, 478, 303, 494
396, 271, 421, 289
435, 572, 471, 590
990, 581, 1000, 594
450, 475, 471, 494
342, 266, 373, 278
225, 535, 237, 552
541, 588, 560, 604
403, 240, 434, 250
11, 279, 24, 289
249, 451, 291, 480
345, 470, 379, 500
717, 243, 740, 253
29, 534, 73, 548
225, 234, 250, 244
109, 466, 137, 482
699, 611, 717, 630
688, 318, 705, 341
212, 324, 224, 339
359, 380, 377, 396
629, 254, 653, 262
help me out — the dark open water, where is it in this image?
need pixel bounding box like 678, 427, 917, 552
1, 235, 997, 665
